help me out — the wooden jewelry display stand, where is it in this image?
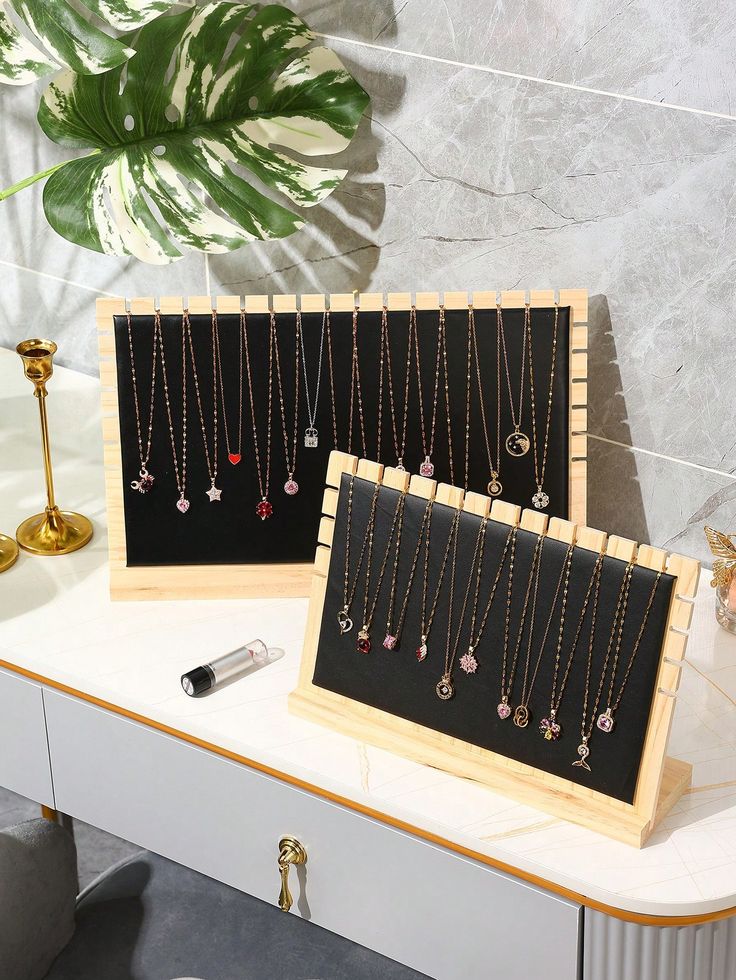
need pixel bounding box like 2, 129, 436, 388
97, 290, 588, 601
290, 451, 700, 847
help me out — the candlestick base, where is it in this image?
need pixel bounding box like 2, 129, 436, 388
16, 507, 93, 556
0, 533, 19, 573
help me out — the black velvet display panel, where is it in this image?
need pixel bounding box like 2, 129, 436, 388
113, 306, 570, 566
312, 475, 675, 805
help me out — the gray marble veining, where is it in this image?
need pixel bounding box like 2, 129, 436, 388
298, 0, 736, 117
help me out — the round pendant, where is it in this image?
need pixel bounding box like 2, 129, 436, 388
176, 496, 190, 514
228, 453, 241, 465
383, 633, 398, 650
357, 629, 371, 654
597, 709, 615, 733
539, 717, 561, 741
337, 609, 353, 634
284, 478, 299, 496
506, 430, 530, 457
256, 498, 273, 520
436, 676, 454, 700
416, 639, 428, 662
488, 476, 503, 497
497, 699, 512, 720
532, 488, 549, 510
459, 650, 478, 674
513, 705, 530, 728
131, 468, 154, 493
419, 457, 435, 478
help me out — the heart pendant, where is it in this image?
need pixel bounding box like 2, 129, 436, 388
176, 496, 190, 514
228, 453, 241, 465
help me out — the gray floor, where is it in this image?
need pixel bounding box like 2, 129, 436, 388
0, 787, 141, 891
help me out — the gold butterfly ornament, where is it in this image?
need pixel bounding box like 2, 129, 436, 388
704, 526, 736, 589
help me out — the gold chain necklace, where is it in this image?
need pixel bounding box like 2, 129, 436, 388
348, 307, 367, 457
414, 309, 444, 478
127, 310, 158, 494
596, 568, 662, 736
540, 550, 605, 743
213, 309, 243, 466
416, 507, 461, 662
469, 305, 503, 497
184, 311, 221, 502
272, 310, 301, 496
337, 476, 381, 634
436, 516, 488, 701
243, 310, 274, 520
357, 490, 408, 653
499, 304, 531, 457
381, 307, 414, 470
157, 312, 189, 513
459, 525, 516, 675
528, 303, 559, 510
384, 498, 434, 650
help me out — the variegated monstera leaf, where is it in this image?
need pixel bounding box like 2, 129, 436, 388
1, 2, 370, 263
0, 0, 185, 85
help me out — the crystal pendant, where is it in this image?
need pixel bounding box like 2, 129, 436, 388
206, 482, 222, 502
487, 472, 503, 497
357, 629, 371, 654
396, 458, 406, 472
436, 675, 454, 700
304, 427, 318, 448
256, 498, 273, 520
596, 709, 615, 733
497, 698, 512, 720
284, 476, 299, 496
539, 716, 561, 740
176, 495, 190, 514
419, 456, 434, 478
131, 467, 154, 493
383, 633, 398, 650
228, 453, 241, 465
416, 636, 428, 662
572, 740, 591, 770
459, 648, 478, 674
513, 705, 530, 728
532, 487, 550, 510
506, 430, 530, 457
337, 609, 353, 634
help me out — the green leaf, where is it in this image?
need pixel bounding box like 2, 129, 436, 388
31, 2, 369, 264
0, 0, 185, 85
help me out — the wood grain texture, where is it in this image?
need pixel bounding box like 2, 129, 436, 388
290, 451, 700, 848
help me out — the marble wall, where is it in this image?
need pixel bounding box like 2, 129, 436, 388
1, 0, 734, 565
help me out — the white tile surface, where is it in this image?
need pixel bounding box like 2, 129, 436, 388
1, 348, 735, 918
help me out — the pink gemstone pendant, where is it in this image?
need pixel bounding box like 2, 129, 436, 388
284, 478, 299, 496
383, 633, 397, 650
256, 498, 273, 520
460, 650, 478, 674
419, 457, 434, 478
497, 699, 512, 720
176, 496, 190, 514
357, 629, 371, 654
539, 717, 562, 741
597, 709, 615, 733
228, 453, 241, 465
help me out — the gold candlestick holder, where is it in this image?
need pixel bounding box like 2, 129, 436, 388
15, 339, 93, 556
0, 533, 19, 573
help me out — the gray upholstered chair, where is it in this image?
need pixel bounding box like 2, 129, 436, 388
0, 819, 426, 980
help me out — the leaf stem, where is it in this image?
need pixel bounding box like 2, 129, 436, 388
0, 149, 102, 202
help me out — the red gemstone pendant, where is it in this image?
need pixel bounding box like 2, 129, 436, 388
256, 498, 273, 520
357, 629, 371, 654
228, 453, 241, 465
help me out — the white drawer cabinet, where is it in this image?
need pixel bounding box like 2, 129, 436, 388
0, 668, 53, 807
44, 690, 581, 980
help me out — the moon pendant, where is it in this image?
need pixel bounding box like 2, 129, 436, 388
506, 430, 530, 457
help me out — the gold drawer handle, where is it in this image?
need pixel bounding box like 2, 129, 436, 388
277, 835, 307, 912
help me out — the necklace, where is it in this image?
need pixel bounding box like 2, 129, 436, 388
469, 305, 503, 497
527, 303, 559, 509
381, 307, 414, 470
460, 524, 516, 675
499, 304, 531, 457
348, 307, 367, 457
214, 309, 243, 466
157, 312, 189, 513
414, 310, 444, 478
324, 311, 338, 449
337, 476, 381, 634
540, 550, 605, 743
497, 532, 547, 720
596, 568, 662, 735
416, 507, 461, 662
243, 310, 274, 519
437, 516, 488, 700
127, 309, 158, 493
272, 310, 301, 496
384, 498, 434, 650
184, 311, 221, 502
300, 311, 326, 448
357, 490, 408, 653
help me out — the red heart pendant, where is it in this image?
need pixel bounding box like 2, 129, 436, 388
228, 453, 241, 465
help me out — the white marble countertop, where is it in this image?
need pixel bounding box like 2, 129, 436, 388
1, 346, 735, 919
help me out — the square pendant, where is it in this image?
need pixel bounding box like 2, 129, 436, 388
304, 428, 318, 448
